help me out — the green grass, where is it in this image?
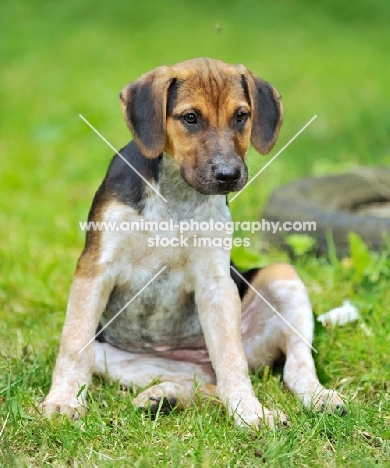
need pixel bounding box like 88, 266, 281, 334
1, 0, 390, 465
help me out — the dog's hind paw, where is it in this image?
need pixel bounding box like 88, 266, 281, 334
133, 383, 178, 415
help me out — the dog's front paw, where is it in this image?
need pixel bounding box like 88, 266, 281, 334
310, 389, 347, 415
226, 393, 289, 429
39, 398, 86, 421
133, 382, 178, 415
40, 399, 86, 420
261, 408, 290, 429
40, 385, 88, 420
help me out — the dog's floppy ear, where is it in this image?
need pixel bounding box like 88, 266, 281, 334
245, 73, 283, 155
120, 66, 173, 158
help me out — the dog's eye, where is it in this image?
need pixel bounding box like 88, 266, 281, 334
236, 111, 248, 123
183, 113, 197, 124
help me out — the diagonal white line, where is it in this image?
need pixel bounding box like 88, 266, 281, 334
0, 413, 9, 439
79, 114, 168, 203
78, 266, 167, 354
229, 115, 317, 202
230, 265, 318, 353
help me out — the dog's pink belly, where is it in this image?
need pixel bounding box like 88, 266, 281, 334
129, 342, 211, 364
153, 344, 207, 359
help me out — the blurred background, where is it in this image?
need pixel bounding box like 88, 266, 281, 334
1, 0, 389, 342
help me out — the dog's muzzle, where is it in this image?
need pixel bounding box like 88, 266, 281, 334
209, 154, 248, 194
180, 155, 248, 195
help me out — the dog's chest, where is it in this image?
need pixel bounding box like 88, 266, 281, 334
98, 156, 231, 351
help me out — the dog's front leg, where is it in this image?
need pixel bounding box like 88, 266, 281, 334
42, 264, 112, 419
194, 264, 270, 428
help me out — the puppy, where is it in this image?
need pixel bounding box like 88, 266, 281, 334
42, 58, 345, 427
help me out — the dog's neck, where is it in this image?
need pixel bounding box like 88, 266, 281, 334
143, 153, 230, 223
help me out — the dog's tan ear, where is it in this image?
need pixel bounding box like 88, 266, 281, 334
119, 66, 173, 158
245, 73, 283, 155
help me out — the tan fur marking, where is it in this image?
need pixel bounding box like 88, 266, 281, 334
241, 264, 298, 311
164, 63, 252, 171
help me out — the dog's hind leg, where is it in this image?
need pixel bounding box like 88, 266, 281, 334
241, 264, 346, 414
94, 342, 216, 413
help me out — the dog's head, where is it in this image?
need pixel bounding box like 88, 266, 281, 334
120, 58, 283, 195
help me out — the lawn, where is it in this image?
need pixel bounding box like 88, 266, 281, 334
0, 0, 389, 466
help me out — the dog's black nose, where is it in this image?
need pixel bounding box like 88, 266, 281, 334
214, 166, 240, 184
